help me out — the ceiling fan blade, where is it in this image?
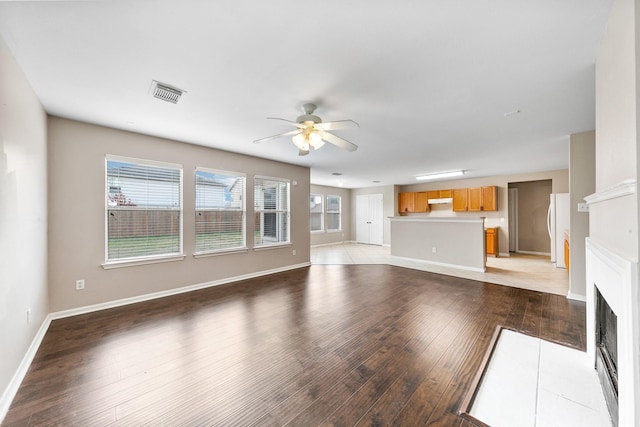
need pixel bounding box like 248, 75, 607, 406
322, 132, 358, 152
253, 129, 301, 144
266, 117, 305, 128
299, 149, 309, 156
314, 120, 360, 131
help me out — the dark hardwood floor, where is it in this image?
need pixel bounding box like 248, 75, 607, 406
3, 265, 585, 426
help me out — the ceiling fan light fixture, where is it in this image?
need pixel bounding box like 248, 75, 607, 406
292, 133, 309, 151
416, 170, 465, 181
309, 132, 324, 149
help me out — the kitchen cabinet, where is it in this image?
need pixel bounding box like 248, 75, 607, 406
486, 227, 499, 257
427, 189, 452, 200
452, 188, 468, 212
468, 186, 497, 211
414, 192, 430, 212
398, 192, 415, 213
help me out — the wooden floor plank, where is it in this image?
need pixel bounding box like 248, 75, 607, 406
2, 265, 586, 427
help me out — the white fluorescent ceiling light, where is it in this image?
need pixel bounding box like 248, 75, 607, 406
416, 170, 464, 181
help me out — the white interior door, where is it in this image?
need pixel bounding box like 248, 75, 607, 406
356, 194, 383, 245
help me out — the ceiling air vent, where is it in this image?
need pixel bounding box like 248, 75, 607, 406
150, 81, 185, 104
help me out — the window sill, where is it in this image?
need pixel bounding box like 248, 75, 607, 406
311, 230, 324, 234
102, 254, 186, 269
326, 230, 342, 233
253, 243, 292, 251
193, 247, 248, 258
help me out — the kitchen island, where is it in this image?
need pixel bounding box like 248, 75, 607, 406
389, 216, 486, 272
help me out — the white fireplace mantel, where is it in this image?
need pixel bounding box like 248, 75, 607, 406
585, 238, 640, 426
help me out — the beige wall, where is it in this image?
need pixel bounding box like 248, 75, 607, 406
390, 218, 486, 271
309, 184, 351, 246
399, 169, 568, 255
569, 131, 595, 298
593, 0, 638, 260
47, 117, 310, 312
509, 179, 552, 254
0, 37, 49, 409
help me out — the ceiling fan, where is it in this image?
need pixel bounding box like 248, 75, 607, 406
254, 103, 359, 156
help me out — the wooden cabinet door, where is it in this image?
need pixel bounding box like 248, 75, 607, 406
398, 192, 415, 213
481, 186, 497, 211
439, 189, 452, 198
452, 188, 468, 211
414, 192, 430, 212
485, 228, 498, 256
426, 190, 439, 200
468, 187, 482, 211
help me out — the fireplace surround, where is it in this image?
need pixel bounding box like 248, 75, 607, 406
586, 238, 640, 427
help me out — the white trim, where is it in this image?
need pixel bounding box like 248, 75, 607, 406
517, 250, 552, 257
52, 262, 311, 320
585, 238, 640, 426
102, 254, 186, 269
253, 243, 292, 251
193, 247, 248, 258
584, 179, 636, 204
390, 255, 486, 273
389, 216, 484, 224
566, 291, 586, 302
106, 154, 183, 170
0, 315, 52, 423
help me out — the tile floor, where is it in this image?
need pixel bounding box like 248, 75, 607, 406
469, 329, 612, 427
311, 242, 569, 296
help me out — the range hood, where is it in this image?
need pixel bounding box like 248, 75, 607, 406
428, 197, 453, 204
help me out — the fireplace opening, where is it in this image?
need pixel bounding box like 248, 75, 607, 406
595, 286, 618, 426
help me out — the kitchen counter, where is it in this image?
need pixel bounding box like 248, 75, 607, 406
389, 216, 486, 272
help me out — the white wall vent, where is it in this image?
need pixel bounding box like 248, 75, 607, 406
150, 81, 185, 104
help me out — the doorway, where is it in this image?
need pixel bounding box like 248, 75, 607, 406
507, 180, 552, 255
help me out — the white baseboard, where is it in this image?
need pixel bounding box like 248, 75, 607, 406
1, 314, 52, 423
1, 262, 311, 424
567, 291, 587, 302
50, 262, 311, 320
390, 255, 486, 273
517, 250, 551, 257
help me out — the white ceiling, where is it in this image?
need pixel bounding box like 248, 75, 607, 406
0, 0, 611, 188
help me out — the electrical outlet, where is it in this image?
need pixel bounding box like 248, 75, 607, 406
577, 203, 589, 212
292, 249, 297, 256
432, 247, 437, 253
76, 279, 85, 290
26, 309, 31, 324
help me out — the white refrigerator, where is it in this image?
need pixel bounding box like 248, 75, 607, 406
547, 193, 569, 268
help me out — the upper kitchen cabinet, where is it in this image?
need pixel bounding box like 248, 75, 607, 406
398, 192, 415, 213
398, 192, 429, 213
452, 188, 468, 212
414, 192, 430, 212
468, 186, 497, 211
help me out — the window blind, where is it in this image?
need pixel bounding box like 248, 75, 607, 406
106, 158, 182, 261
310, 194, 324, 231
254, 177, 290, 247
326, 195, 341, 231
195, 168, 246, 253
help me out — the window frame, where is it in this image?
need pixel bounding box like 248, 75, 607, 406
103, 155, 184, 269
253, 176, 291, 249
194, 167, 247, 257
310, 193, 324, 233
326, 194, 342, 232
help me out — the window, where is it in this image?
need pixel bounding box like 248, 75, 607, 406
326, 195, 342, 231
310, 194, 324, 232
254, 177, 290, 247
195, 168, 246, 254
106, 157, 182, 263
